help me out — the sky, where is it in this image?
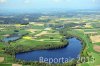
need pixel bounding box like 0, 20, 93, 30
0, 0, 100, 13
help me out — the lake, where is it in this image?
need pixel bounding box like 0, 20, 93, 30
3, 36, 20, 42
15, 37, 82, 63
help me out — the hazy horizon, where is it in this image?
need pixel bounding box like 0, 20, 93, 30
0, 0, 100, 13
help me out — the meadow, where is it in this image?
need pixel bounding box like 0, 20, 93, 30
0, 13, 100, 66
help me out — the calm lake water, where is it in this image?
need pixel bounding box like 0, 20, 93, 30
15, 37, 82, 63
3, 37, 20, 42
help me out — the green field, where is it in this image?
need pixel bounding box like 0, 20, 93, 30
0, 15, 100, 66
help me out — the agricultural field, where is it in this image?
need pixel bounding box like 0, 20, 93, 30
0, 12, 100, 66
0, 22, 64, 66
74, 20, 100, 66
1, 0, 100, 65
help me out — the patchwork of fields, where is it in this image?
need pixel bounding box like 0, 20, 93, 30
0, 23, 64, 66
0, 13, 100, 66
